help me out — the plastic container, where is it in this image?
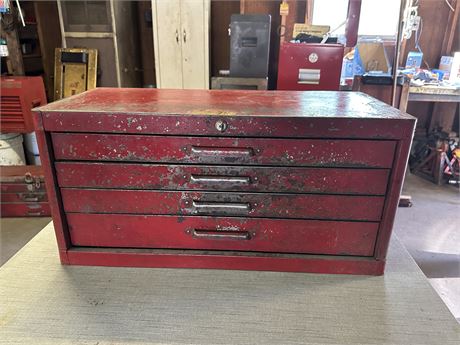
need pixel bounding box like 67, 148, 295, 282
0, 133, 26, 165
24, 132, 40, 155
26, 150, 41, 165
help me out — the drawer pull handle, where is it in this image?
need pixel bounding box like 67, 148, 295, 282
20, 194, 40, 202
191, 146, 254, 156
190, 175, 251, 184
192, 200, 250, 212
191, 229, 252, 240
27, 211, 43, 216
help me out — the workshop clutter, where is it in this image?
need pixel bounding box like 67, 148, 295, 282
0, 76, 50, 217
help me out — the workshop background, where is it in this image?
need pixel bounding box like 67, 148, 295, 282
0, 0, 459, 327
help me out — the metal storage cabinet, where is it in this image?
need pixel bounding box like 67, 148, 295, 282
152, 0, 210, 89
277, 43, 344, 91
229, 14, 271, 78
33, 89, 416, 275
0, 76, 47, 133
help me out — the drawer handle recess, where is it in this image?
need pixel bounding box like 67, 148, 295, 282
20, 194, 40, 202
190, 175, 251, 184
27, 211, 43, 216
191, 229, 252, 240
191, 146, 254, 156
192, 200, 251, 212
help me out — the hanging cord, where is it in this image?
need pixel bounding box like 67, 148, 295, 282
14, 0, 25, 27
444, 0, 455, 12
320, 19, 348, 44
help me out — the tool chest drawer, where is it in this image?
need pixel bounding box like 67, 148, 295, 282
61, 189, 385, 221
0, 166, 51, 217
1, 203, 51, 217
67, 214, 379, 256
55, 162, 390, 195
52, 133, 396, 168
33, 89, 416, 275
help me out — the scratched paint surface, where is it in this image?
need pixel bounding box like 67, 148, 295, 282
67, 213, 379, 256
35, 88, 415, 119
31, 88, 417, 274
52, 133, 396, 168
60, 189, 385, 221
55, 162, 390, 195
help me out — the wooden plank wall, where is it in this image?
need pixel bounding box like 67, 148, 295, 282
211, 1, 240, 77
34, 1, 62, 101
136, 0, 155, 87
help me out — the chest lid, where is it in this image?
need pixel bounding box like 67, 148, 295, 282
34, 88, 415, 139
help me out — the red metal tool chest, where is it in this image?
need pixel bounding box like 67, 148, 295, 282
33, 88, 415, 275
1, 76, 47, 133
277, 43, 344, 91
1, 166, 51, 217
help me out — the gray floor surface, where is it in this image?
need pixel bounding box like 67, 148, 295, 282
1, 173, 459, 322
395, 173, 460, 322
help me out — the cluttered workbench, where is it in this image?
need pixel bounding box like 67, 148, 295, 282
1, 222, 459, 344
408, 84, 460, 103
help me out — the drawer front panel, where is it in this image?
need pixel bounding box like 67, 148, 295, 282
67, 213, 379, 256
1, 192, 48, 203
62, 189, 384, 221
0, 183, 46, 193
52, 133, 396, 168
1, 202, 51, 217
56, 162, 390, 195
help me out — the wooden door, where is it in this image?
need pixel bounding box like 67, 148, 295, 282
152, 0, 183, 88
180, 0, 210, 89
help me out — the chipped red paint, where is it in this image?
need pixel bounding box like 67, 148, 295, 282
52, 133, 396, 168
67, 214, 379, 256
66, 250, 386, 275
33, 88, 416, 275
55, 163, 390, 195
61, 189, 385, 221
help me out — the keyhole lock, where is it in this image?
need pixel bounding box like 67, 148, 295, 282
215, 120, 228, 132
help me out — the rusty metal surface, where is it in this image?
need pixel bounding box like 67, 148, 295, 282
31, 88, 416, 274
61, 189, 385, 221
35, 88, 414, 119
67, 213, 378, 256
52, 133, 396, 168
55, 162, 390, 195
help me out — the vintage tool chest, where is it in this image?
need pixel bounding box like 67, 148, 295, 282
33, 88, 416, 275
1, 166, 50, 217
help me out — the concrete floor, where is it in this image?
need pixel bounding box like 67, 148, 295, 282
0, 217, 51, 265
0, 173, 458, 322
394, 173, 460, 323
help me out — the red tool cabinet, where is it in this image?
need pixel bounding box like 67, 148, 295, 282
277, 43, 344, 91
1, 166, 50, 217
33, 88, 415, 275
1, 76, 47, 133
